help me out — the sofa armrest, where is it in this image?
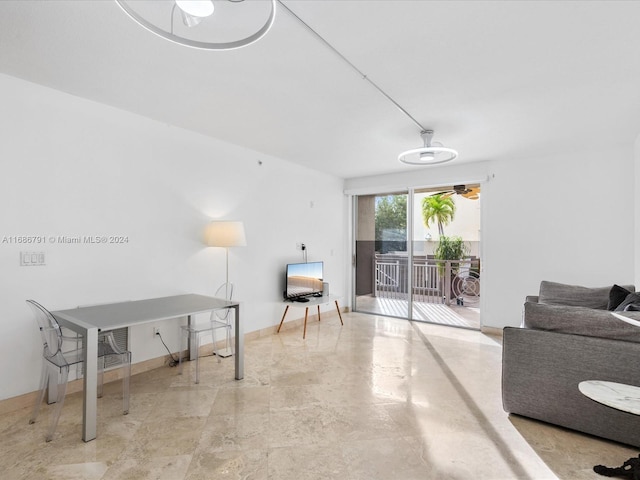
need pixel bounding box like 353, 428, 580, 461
502, 327, 640, 447
525, 295, 539, 303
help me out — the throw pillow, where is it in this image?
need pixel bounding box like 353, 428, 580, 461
615, 292, 640, 312
608, 284, 633, 311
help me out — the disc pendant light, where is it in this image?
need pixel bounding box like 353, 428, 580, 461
398, 130, 458, 166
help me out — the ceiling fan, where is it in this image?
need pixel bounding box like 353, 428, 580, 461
431, 185, 480, 200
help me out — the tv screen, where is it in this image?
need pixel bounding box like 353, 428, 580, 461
285, 261, 324, 300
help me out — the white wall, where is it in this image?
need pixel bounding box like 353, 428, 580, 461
0, 74, 347, 401
345, 147, 637, 329
482, 147, 635, 327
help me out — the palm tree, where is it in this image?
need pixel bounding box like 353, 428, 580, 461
422, 194, 456, 235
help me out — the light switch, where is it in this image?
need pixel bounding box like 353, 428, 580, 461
20, 251, 46, 266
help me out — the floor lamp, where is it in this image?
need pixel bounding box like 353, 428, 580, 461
205, 221, 247, 356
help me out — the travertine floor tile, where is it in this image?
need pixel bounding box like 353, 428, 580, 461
1, 312, 637, 479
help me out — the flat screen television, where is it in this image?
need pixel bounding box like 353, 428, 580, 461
285, 261, 324, 300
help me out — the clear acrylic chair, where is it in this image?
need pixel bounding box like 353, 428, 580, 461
26, 300, 131, 441
77, 301, 131, 400
178, 283, 234, 384
212, 282, 235, 357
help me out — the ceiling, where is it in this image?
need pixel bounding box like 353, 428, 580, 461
1, 0, 640, 179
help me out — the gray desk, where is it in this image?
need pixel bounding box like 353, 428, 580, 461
52, 294, 242, 442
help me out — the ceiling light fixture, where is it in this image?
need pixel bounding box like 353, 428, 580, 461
176, 0, 214, 28
115, 0, 276, 51
277, 1, 458, 167
398, 130, 458, 165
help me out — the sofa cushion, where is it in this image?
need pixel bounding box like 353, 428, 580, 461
608, 284, 633, 310
615, 292, 640, 312
538, 281, 635, 310
523, 301, 640, 343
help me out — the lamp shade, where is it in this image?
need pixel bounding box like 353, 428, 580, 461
205, 221, 247, 248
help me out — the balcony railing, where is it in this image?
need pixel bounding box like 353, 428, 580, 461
374, 254, 480, 306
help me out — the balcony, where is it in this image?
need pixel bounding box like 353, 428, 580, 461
355, 254, 481, 329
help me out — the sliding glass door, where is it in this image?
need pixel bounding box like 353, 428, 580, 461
353, 185, 482, 329
409, 186, 481, 328
354, 192, 409, 319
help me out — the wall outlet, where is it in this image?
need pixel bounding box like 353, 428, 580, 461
153, 327, 160, 337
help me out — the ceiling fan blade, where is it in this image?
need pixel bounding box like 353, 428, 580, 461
430, 185, 480, 199
429, 190, 453, 197
463, 190, 480, 200
460, 187, 480, 199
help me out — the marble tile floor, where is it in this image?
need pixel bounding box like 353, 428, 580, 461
0, 312, 637, 479
356, 295, 480, 329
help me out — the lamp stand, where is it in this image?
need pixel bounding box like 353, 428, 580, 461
206, 220, 245, 358
225, 246, 229, 291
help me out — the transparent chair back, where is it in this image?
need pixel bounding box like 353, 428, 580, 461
26, 300, 131, 441
213, 282, 234, 355
178, 283, 234, 384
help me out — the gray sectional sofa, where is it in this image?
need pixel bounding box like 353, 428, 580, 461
502, 281, 640, 447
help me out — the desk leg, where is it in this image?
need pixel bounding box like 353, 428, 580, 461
317, 305, 321, 322
277, 305, 289, 333
82, 327, 98, 442
335, 301, 344, 325
187, 314, 197, 361
303, 307, 309, 339
234, 304, 244, 380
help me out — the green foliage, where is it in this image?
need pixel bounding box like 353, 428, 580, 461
434, 235, 470, 275
434, 235, 469, 260
375, 195, 406, 241
421, 194, 456, 236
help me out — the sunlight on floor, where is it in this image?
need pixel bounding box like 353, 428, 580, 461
0, 312, 636, 479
